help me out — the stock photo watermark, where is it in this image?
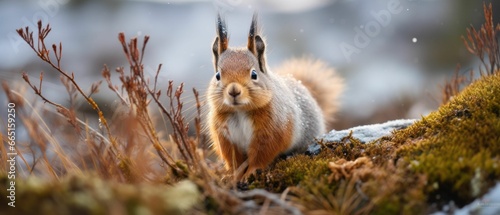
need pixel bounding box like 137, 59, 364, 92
7, 0, 70, 54
339, 0, 405, 63
6, 102, 17, 207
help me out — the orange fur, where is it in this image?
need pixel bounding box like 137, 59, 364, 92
210, 104, 293, 179
243, 107, 294, 179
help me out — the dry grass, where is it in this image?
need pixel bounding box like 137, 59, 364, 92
441, 64, 472, 104
443, 2, 500, 104
462, 3, 500, 76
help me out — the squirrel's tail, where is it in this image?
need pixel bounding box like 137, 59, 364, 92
275, 58, 344, 129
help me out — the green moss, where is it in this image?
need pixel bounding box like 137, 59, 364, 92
393, 73, 500, 206
249, 150, 379, 214
249, 151, 334, 192
248, 134, 371, 193
367, 74, 500, 212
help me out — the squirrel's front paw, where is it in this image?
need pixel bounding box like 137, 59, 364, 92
240, 167, 257, 182
234, 163, 256, 182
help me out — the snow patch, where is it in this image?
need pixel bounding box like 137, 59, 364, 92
322, 119, 416, 143
432, 183, 500, 215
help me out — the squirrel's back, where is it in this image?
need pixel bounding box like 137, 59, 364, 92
274, 58, 343, 129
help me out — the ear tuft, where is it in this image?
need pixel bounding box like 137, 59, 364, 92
247, 13, 267, 73
216, 14, 228, 53
213, 14, 229, 71
247, 13, 258, 52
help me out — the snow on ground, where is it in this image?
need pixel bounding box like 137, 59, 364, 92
307, 119, 416, 155
432, 183, 500, 215
322, 119, 417, 143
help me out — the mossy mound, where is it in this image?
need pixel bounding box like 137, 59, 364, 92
393, 73, 500, 206
0, 174, 201, 215
249, 73, 500, 214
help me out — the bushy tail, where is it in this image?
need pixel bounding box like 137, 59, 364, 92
275, 58, 344, 129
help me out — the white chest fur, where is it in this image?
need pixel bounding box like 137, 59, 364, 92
224, 112, 253, 153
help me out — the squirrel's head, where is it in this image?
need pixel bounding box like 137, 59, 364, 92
208, 14, 272, 111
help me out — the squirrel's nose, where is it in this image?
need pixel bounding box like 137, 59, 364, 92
228, 86, 241, 97
229, 89, 241, 97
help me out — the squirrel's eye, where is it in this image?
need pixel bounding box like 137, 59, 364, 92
251, 70, 258, 80
215, 72, 221, 81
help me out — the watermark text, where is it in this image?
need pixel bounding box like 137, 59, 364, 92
339, 0, 404, 62
6, 103, 17, 207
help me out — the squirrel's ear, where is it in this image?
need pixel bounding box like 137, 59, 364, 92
248, 14, 267, 73
254, 35, 267, 73
212, 37, 220, 70
213, 14, 228, 70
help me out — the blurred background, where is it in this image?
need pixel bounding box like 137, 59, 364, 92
1, 0, 499, 131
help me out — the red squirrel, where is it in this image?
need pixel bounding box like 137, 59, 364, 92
207, 14, 343, 180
